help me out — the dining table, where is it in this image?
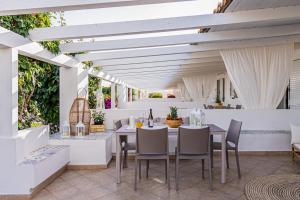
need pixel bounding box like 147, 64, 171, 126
115, 124, 227, 184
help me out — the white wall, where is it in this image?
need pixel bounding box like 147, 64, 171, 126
16, 125, 49, 164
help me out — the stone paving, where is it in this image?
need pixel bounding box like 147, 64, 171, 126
32, 155, 300, 200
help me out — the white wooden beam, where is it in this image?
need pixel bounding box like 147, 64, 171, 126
101, 59, 224, 71
0, 0, 193, 16
0, 26, 126, 85
76, 48, 219, 62
29, 6, 300, 41
0, 26, 79, 68
77, 36, 300, 61
60, 24, 300, 53
92, 51, 220, 66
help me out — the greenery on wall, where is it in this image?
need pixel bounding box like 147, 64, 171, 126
88, 75, 102, 109
0, 14, 60, 133
148, 92, 163, 98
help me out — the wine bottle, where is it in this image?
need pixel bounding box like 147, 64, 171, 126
148, 108, 154, 128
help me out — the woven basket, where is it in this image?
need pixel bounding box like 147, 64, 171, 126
166, 119, 182, 128
69, 89, 91, 136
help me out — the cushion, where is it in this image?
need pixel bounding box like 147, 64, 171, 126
291, 124, 300, 144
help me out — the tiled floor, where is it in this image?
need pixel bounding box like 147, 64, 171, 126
33, 155, 300, 200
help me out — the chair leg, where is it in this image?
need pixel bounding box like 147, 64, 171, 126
226, 148, 229, 169
202, 159, 205, 179
208, 157, 213, 190
210, 135, 214, 168
146, 160, 149, 179
175, 153, 179, 191
134, 158, 138, 191
292, 146, 295, 161
166, 158, 170, 190
165, 160, 167, 180
235, 149, 241, 179
120, 150, 123, 173
139, 160, 142, 179
123, 150, 128, 168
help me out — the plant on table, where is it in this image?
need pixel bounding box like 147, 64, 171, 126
166, 106, 183, 128
92, 111, 105, 125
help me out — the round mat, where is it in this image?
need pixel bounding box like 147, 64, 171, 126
245, 175, 300, 200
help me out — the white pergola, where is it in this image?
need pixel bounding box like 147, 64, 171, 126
1, 0, 300, 195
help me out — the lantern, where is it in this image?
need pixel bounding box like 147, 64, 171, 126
62, 121, 70, 137
76, 121, 85, 137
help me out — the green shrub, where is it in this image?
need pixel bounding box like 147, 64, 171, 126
148, 92, 163, 98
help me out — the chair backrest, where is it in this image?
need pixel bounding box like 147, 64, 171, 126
115, 120, 122, 130
114, 120, 127, 143
226, 119, 242, 146
178, 127, 210, 155
136, 128, 168, 155
236, 105, 242, 109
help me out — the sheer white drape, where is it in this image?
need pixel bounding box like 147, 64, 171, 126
183, 74, 217, 103
220, 43, 294, 109
177, 82, 191, 101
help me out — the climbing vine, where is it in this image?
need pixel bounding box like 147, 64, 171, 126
0, 13, 60, 133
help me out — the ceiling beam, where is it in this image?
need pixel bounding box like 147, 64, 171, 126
76, 35, 300, 61
29, 5, 300, 41
76, 49, 219, 62
92, 51, 220, 66
0, 26, 79, 68
60, 24, 300, 53
0, 0, 194, 16
101, 59, 224, 71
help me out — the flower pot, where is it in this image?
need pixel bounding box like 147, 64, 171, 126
165, 119, 182, 128
94, 120, 104, 125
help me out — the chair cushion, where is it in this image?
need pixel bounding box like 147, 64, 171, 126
291, 124, 300, 144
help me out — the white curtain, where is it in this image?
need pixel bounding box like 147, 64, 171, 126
183, 74, 217, 103
220, 43, 294, 109
177, 82, 192, 101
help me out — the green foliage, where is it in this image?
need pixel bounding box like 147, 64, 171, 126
169, 106, 178, 120
0, 14, 61, 133
216, 93, 222, 104
102, 87, 111, 98
92, 110, 105, 125
88, 76, 102, 109
148, 92, 163, 98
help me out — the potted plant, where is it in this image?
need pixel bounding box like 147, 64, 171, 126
92, 111, 105, 125
215, 94, 223, 106
165, 106, 183, 128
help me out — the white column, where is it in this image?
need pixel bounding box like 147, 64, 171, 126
111, 82, 116, 109
0, 48, 18, 137
60, 65, 88, 127
117, 84, 127, 109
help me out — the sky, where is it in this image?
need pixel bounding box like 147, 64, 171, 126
54, 0, 220, 26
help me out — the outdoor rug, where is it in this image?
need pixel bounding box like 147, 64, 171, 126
245, 175, 300, 200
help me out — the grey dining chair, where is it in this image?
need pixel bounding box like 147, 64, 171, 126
115, 120, 136, 169
134, 127, 170, 190
213, 119, 242, 178
175, 127, 212, 191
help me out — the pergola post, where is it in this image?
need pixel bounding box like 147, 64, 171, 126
111, 82, 116, 109
0, 48, 18, 137
59, 65, 88, 128
117, 84, 127, 109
